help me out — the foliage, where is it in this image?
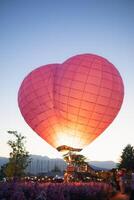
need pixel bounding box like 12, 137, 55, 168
0, 163, 7, 180
71, 154, 87, 167
64, 152, 87, 167
4, 131, 31, 178
118, 144, 134, 170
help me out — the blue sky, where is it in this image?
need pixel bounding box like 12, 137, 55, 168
0, 0, 134, 161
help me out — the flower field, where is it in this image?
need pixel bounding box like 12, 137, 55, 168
0, 181, 113, 200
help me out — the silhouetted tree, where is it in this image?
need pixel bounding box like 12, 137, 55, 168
0, 163, 7, 180
4, 131, 31, 178
118, 144, 134, 170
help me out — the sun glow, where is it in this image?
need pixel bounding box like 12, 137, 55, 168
55, 128, 83, 149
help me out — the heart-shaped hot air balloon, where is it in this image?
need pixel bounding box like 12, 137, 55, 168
18, 54, 124, 151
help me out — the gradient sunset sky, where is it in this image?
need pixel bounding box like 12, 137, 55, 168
0, 0, 134, 162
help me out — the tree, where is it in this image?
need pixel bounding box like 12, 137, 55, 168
4, 131, 31, 178
63, 152, 87, 167
118, 144, 134, 170
71, 154, 87, 167
0, 163, 7, 180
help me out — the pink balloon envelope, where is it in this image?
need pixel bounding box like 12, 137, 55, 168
18, 54, 124, 150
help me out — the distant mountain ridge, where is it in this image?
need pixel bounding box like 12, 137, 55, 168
0, 155, 117, 171
0, 157, 8, 167
89, 161, 117, 170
